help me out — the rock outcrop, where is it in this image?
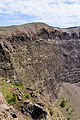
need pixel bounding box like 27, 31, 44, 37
22, 103, 47, 120
0, 92, 18, 120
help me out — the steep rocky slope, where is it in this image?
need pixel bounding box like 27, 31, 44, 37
0, 92, 27, 120
0, 78, 66, 120
55, 82, 80, 120
0, 22, 80, 119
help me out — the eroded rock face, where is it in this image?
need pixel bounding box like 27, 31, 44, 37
0, 42, 14, 79
0, 22, 80, 101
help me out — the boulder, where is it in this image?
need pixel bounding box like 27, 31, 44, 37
22, 103, 47, 120
17, 94, 22, 101
23, 100, 30, 105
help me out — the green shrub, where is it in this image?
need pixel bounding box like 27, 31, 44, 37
67, 117, 70, 120
60, 98, 69, 108
57, 112, 59, 117
25, 93, 31, 99
16, 81, 23, 88
50, 109, 54, 116
0, 29, 6, 31
69, 108, 75, 115
66, 106, 71, 112
48, 108, 54, 116
60, 99, 66, 108
71, 108, 75, 113
6, 93, 17, 106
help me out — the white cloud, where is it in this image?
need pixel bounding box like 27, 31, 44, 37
0, 0, 80, 27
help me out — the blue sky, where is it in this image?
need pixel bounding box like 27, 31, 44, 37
0, 0, 80, 28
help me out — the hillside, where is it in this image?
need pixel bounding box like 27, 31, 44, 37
0, 22, 80, 120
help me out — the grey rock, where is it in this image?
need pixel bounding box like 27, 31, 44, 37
23, 100, 30, 105
17, 94, 22, 101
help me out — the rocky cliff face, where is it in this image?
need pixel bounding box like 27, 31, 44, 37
0, 23, 80, 100
0, 92, 27, 120
0, 22, 80, 119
